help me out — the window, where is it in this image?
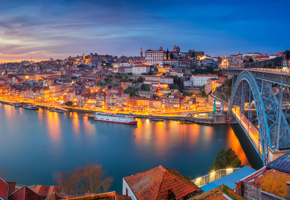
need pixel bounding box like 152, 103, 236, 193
126, 188, 128, 196
167, 190, 176, 200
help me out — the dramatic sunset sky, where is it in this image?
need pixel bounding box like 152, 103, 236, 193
0, 0, 289, 62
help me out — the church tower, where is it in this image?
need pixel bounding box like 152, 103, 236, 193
140, 47, 143, 58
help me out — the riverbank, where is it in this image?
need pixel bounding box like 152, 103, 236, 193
0, 99, 228, 124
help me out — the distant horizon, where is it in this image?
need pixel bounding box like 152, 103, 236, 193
1, 47, 287, 63
0, 0, 289, 62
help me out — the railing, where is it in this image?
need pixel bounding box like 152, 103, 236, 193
192, 168, 240, 187
224, 67, 290, 74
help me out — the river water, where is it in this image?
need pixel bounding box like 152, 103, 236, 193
0, 104, 261, 193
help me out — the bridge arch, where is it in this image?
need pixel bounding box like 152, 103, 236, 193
228, 71, 270, 163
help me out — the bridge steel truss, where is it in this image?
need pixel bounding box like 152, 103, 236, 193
228, 70, 290, 164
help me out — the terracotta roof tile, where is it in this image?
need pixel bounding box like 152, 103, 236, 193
124, 165, 202, 200
0, 178, 8, 200
249, 169, 290, 199
7, 182, 16, 195
45, 192, 64, 200
193, 185, 245, 200
62, 191, 131, 200
9, 186, 41, 200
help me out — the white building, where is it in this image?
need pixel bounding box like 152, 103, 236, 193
145, 47, 164, 65
118, 66, 132, 74
160, 77, 174, 84
132, 65, 151, 75
144, 76, 173, 84
183, 80, 193, 87
191, 74, 218, 87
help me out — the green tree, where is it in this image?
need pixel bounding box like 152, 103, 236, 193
211, 148, 242, 171
124, 87, 138, 96
65, 101, 73, 106
136, 76, 144, 82
140, 84, 150, 91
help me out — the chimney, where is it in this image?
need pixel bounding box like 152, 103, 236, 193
287, 182, 290, 200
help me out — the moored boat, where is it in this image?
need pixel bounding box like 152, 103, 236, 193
24, 105, 39, 110
151, 118, 164, 122
94, 113, 137, 125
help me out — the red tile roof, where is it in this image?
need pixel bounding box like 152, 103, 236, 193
0, 178, 8, 200
249, 169, 290, 199
62, 191, 131, 200
9, 186, 41, 200
193, 185, 245, 200
124, 165, 202, 200
34, 185, 61, 198
45, 192, 64, 200
7, 182, 16, 195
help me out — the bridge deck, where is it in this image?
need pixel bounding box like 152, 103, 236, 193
223, 68, 290, 87
232, 107, 262, 157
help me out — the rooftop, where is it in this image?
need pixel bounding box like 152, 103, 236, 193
267, 152, 290, 174
192, 185, 245, 200
200, 166, 256, 192
249, 169, 290, 199
124, 165, 202, 200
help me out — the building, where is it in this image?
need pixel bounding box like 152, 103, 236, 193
0, 178, 8, 200
191, 74, 218, 87
254, 55, 270, 62
121, 82, 133, 90
228, 55, 242, 68
33, 185, 60, 199
123, 165, 202, 200
283, 59, 290, 66
183, 80, 193, 87
9, 186, 41, 200
193, 185, 245, 200
132, 65, 150, 75
145, 47, 164, 65
140, 47, 143, 58
236, 153, 290, 200
144, 76, 173, 85
205, 79, 224, 94
118, 66, 132, 74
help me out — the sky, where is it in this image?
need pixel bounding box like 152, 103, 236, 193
0, 0, 289, 62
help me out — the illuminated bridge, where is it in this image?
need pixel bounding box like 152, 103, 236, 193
223, 68, 290, 165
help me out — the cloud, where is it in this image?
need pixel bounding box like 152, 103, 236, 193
0, 0, 289, 62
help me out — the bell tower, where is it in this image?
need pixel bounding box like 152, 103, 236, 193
140, 47, 143, 58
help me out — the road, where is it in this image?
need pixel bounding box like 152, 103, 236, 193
232, 106, 262, 155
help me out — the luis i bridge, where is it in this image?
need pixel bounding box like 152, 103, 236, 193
223, 68, 290, 165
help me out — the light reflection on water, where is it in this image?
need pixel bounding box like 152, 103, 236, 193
0, 104, 257, 193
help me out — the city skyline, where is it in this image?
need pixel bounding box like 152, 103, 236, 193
0, 0, 290, 62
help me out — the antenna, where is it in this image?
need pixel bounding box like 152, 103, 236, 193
2, 166, 6, 181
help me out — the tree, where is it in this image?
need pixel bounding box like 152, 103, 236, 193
58, 163, 113, 195
140, 84, 150, 91
137, 76, 144, 82
65, 101, 73, 106
285, 50, 290, 59
211, 148, 242, 171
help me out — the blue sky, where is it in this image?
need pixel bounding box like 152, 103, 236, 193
0, 0, 289, 61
